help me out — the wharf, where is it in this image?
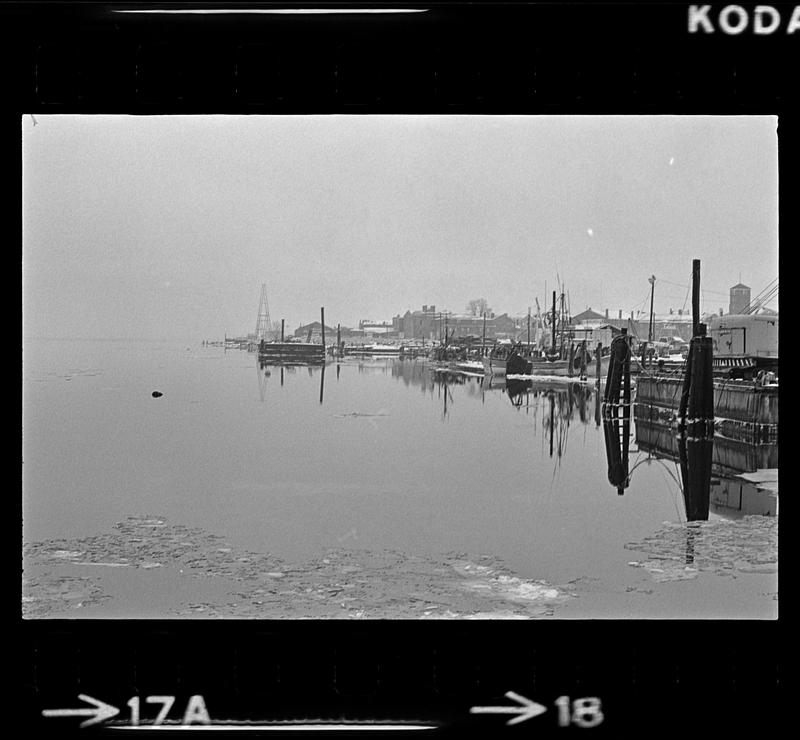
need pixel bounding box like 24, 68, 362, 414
258, 342, 325, 363
636, 374, 778, 430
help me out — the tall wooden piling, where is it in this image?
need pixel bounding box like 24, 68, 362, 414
551, 291, 557, 354
568, 343, 575, 377
482, 313, 486, 357
692, 259, 701, 338
281, 319, 285, 343
596, 342, 602, 387
580, 340, 587, 379
321, 307, 325, 348
622, 332, 631, 416
677, 260, 714, 437
686, 324, 714, 434
337, 323, 341, 356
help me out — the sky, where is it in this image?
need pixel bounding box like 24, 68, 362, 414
23, 115, 779, 341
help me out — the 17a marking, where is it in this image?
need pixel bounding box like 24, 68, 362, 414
126, 695, 210, 726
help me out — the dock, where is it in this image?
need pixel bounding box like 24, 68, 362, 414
635, 374, 778, 439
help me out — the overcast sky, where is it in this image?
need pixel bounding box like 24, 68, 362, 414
23, 115, 778, 341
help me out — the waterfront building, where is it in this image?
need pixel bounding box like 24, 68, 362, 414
293, 321, 336, 342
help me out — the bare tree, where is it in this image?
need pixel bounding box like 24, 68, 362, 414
466, 298, 490, 316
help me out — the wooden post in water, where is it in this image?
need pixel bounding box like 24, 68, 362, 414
321, 307, 325, 348
337, 323, 341, 356
692, 259, 701, 338
482, 312, 486, 358
622, 331, 631, 415
551, 291, 557, 354
580, 340, 587, 379
686, 323, 714, 436
596, 342, 602, 387
568, 342, 575, 377
281, 319, 285, 343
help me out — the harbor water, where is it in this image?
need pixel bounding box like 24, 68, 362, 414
22, 338, 777, 619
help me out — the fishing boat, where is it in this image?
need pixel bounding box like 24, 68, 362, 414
344, 343, 402, 356
452, 359, 486, 374
483, 343, 528, 376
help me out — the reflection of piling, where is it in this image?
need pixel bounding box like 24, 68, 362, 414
603, 417, 630, 495
595, 387, 601, 427
678, 435, 712, 521
319, 363, 325, 405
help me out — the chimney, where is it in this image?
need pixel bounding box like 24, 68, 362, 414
422, 305, 427, 312
630, 311, 634, 320
669, 308, 673, 315
618, 310, 622, 320
678, 309, 682, 315
430, 305, 435, 312
605, 308, 609, 319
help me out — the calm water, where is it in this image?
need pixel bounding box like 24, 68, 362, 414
22, 339, 778, 618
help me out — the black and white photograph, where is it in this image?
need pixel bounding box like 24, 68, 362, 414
22, 113, 778, 620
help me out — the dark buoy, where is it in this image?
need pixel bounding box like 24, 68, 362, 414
152, 391, 163, 398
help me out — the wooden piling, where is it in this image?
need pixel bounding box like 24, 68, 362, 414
686, 324, 714, 435
580, 340, 587, 378
281, 319, 285, 343
622, 332, 631, 416
321, 307, 325, 347
692, 258, 701, 338
596, 342, 602, 387
568, 342, 575, 377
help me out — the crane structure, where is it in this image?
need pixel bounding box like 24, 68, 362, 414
255, 284, 273, 342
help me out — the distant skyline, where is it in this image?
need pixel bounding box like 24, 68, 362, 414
23, 115, 778, 341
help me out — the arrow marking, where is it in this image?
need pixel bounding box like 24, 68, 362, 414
470, 691, 547, 726
42, 694, 120, 728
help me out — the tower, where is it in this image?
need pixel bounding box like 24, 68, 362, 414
729, 283, 750, 315
255, 284, 273, 341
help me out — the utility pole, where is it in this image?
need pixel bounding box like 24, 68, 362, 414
527, 307, 531, 348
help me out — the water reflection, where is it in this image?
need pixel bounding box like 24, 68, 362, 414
603, 416, 630, 495
257, 359, 327, 405
630, 404, 777, 520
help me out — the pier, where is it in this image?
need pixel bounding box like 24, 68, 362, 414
635, 376, 778, 435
